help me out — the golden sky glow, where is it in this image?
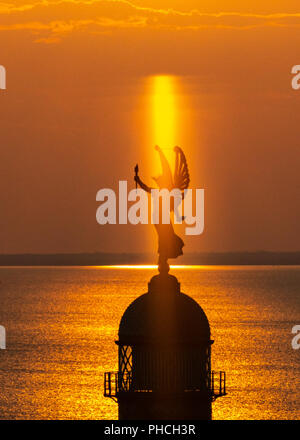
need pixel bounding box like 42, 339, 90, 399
2, 1, 300, 43
0, 1, 299, 254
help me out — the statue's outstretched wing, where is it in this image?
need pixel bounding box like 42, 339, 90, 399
173, 146, 190, 190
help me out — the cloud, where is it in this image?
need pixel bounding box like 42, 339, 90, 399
1, 0, 300, 41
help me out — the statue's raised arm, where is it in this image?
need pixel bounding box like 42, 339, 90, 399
134, 168, 153, 194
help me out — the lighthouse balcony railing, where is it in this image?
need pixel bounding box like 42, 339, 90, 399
210, 370, 226, 400
104, 370, 226, 398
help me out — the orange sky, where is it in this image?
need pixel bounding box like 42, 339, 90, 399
0, 1, 299, 254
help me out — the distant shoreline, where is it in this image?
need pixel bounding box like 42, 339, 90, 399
0, 252, 299, 266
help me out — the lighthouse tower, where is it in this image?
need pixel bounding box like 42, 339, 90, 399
104, 273, 226, 420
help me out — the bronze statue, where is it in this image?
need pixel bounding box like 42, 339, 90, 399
134, 145, 190, 273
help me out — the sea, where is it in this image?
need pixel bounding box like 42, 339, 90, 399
0, 265, 299, 420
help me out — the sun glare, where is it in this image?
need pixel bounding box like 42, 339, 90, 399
101, 265, 209, 270
152, 75, 177, 150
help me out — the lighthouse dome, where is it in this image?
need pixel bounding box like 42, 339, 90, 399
118, 274, 211, 345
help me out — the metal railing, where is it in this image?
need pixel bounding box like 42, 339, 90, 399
104, 370, 226, 399
104, 372, 119, 397
210, 370, 226, 400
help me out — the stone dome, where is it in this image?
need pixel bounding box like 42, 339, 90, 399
118, 274, 211, 345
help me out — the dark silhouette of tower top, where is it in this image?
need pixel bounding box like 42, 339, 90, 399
119, 274, 210, 345
104, 273, 226, 420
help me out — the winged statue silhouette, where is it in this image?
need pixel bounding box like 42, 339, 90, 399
134, 145, 190, 274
